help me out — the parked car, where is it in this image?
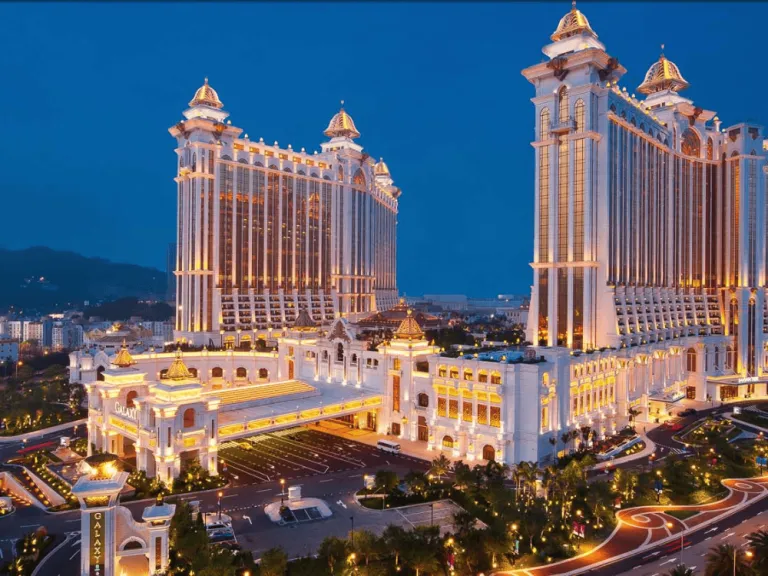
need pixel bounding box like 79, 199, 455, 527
678, 408, 697, 418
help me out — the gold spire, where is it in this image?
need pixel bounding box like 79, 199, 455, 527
324, 101, 361, 139
189, 78, 224, 109
374, 158, 391, 176
113, 340, 134, 368
637, 50, 689, 95
164, 348, 192, 381
394, 309, 425, 341
551, 2, 597, 42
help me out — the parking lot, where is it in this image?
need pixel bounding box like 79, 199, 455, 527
395, 500, 467, 535
218, 426, 428, 485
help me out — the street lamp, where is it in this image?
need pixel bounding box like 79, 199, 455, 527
737, 550, 754, 576
217, 491, 223, 520
666, 521, 684, 566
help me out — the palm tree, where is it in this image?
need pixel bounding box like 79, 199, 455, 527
349, 529, 380, 567
705, 543, 753, 576
259, 547, 288, 576
665, 564, 694, 576
382, 525, 409, 569
628, 407, 641, 430
405, 545, 439, 576
430, 454, 451, 481
747, 529, 768, 572
561, 431, 572, 454
318, 536, 350, 575
580, 426, 592, 451
548, 435, 557, 462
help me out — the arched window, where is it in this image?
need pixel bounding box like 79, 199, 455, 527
125, 390, 138, 408
442, 435, 454, 449
557, 86, 568, 122
714, 347, 720, 369
438, 365, 447, 377
574, 99, 585, 132
212, 367, 223, 378
482, 445, 496, 461
463, 369, 473, 381
417, 393, 429, 408
478, 370, 488, 383
322, 350, 328, 360
686, 347, 697, 372
351, 354, 358, 364
707, 137, 714, 160
183, 408, 195, 428
160, 369, 168, 379
726, 345, 734, 370
258, 368, 268, 379
191, 153, 196, 171
121, 539, 144, 551
540, 108, 550, 140
188, 368, 198, 378
254, 160, 264, 167
221, 154, 232, 161
490, 371, 502, 385
337, 343, 344, 362
449, 366, 459, 379
337, 165, 344, 181
681, 129, 701, 157
353, 169, 366, 187
96, 366, 105, 381
235, 367, 247, 379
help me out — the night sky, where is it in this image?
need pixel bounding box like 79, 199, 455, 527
1, 2, 765, 297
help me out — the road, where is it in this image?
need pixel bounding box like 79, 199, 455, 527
0, 425, 433, 575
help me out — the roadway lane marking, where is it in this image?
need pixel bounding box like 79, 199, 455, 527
319, 479, 334, 483
69, 550, 79, 561
222, 494, 238, 499
704, 526, 718, 534
254, 489, 271, 493
659, 558, 676, 566
720, 531, 735, 540
20, 525, 40, 528
642, 551, 661, 560
348, 474, 362, 478
243, 515, 252, 525
65, 519, 79, 523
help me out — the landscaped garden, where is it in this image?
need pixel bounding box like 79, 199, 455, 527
0, 374, 85, 437
0, 527, 55, 576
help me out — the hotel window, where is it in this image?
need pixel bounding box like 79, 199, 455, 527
418, 393, 429, 408
478, 370, 488, 383
490, 406, 501, 428
574, 99, 585, 132
392, 375, 401, 412
490, 371, 502, 385
438, 365, 447, 377
462, 402, 473, 422
393, 358, 401, 371
449, 366, 459, 379
437, 397, 447, 417
541, 405, 548, 432
557, 136, 568, 262
449, 399, 459, 419
540, 107, 550, 141
477, 404, 488, 425
463, 369, 473, 381
557, 86, 568, 122
539, 144, 550, 263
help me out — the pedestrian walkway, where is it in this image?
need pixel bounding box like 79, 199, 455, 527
589, 433, 657, 471
0, 419, 86, 444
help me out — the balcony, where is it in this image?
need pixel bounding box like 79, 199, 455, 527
549, 117, 576, 134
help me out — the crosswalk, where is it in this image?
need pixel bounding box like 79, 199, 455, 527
655, 443, 688, 455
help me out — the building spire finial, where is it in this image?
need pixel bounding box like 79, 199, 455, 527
340, 99, 345, 109
572, 0, 576, 9
660, 43, 665, 57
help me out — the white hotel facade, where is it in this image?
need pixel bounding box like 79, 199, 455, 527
71, 4, 768, 480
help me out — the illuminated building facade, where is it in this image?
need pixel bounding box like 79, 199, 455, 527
171, 81, 400, 346
524, 4, 768, 404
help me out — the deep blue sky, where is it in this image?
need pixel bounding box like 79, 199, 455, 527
1, 2, 765, 297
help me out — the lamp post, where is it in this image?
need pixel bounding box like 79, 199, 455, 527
736, 549, 753, 576
217, 490, 223, 520
430, 502, 434, 526
667, 521, 684, 567
350, 516, 354, 546
280, 478, 286, 505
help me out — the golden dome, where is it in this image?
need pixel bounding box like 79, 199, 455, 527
374, 158, 390, 177
394, 309, 425, 341
113, 341, 134, 368
164, 348, 192, 381
638, 52, 689, 95
189, 78, 224, 109
551, 2, 597, 42
324, 102, 360, 139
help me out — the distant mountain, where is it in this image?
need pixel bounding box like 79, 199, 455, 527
0, 247, 167, 313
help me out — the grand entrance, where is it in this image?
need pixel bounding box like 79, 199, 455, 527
686, 386, 696, 399
417, 416, 428, 442
720, 385, 739, 401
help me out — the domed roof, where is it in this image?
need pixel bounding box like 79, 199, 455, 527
293, 308, 317, 331
189, 78, 224, 109
324, 102, 360, 139
112, 341, 134, 368
394, 309, 425, 341
374, 158, 391, 177
164, 348, 192, 381
638, 51, 689, 95
551, 2, 597, 42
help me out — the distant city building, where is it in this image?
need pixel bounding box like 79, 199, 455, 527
0, 339, 19, 362
52, 321, 85, 351
171, 80, 400, 346
6, 320, 22, 341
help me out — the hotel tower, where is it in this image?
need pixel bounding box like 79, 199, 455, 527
170, 82, 400, 346
524, 4, 768, 394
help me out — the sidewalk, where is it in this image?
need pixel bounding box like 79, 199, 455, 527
0, 419, 86, 444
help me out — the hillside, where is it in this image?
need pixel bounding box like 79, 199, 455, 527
0, 247, 167, 313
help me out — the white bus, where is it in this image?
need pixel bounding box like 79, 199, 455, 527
377, 440, 401, 454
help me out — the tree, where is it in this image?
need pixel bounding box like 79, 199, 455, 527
705, 544, 753, 576
404, 470, 429, 495
404, 542, 439, 576
452, 460, 477, 491
666, 565, 695, 576
561, 431, 573, 454
259, 547, 288, 576
747, 529, 768, 572
318, 536, 350, 575
374, 469, 398, 493
349, 529, 380, 566
382, 525, 409, 569
549, 435, 558, 462
430, 454, 451, 481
